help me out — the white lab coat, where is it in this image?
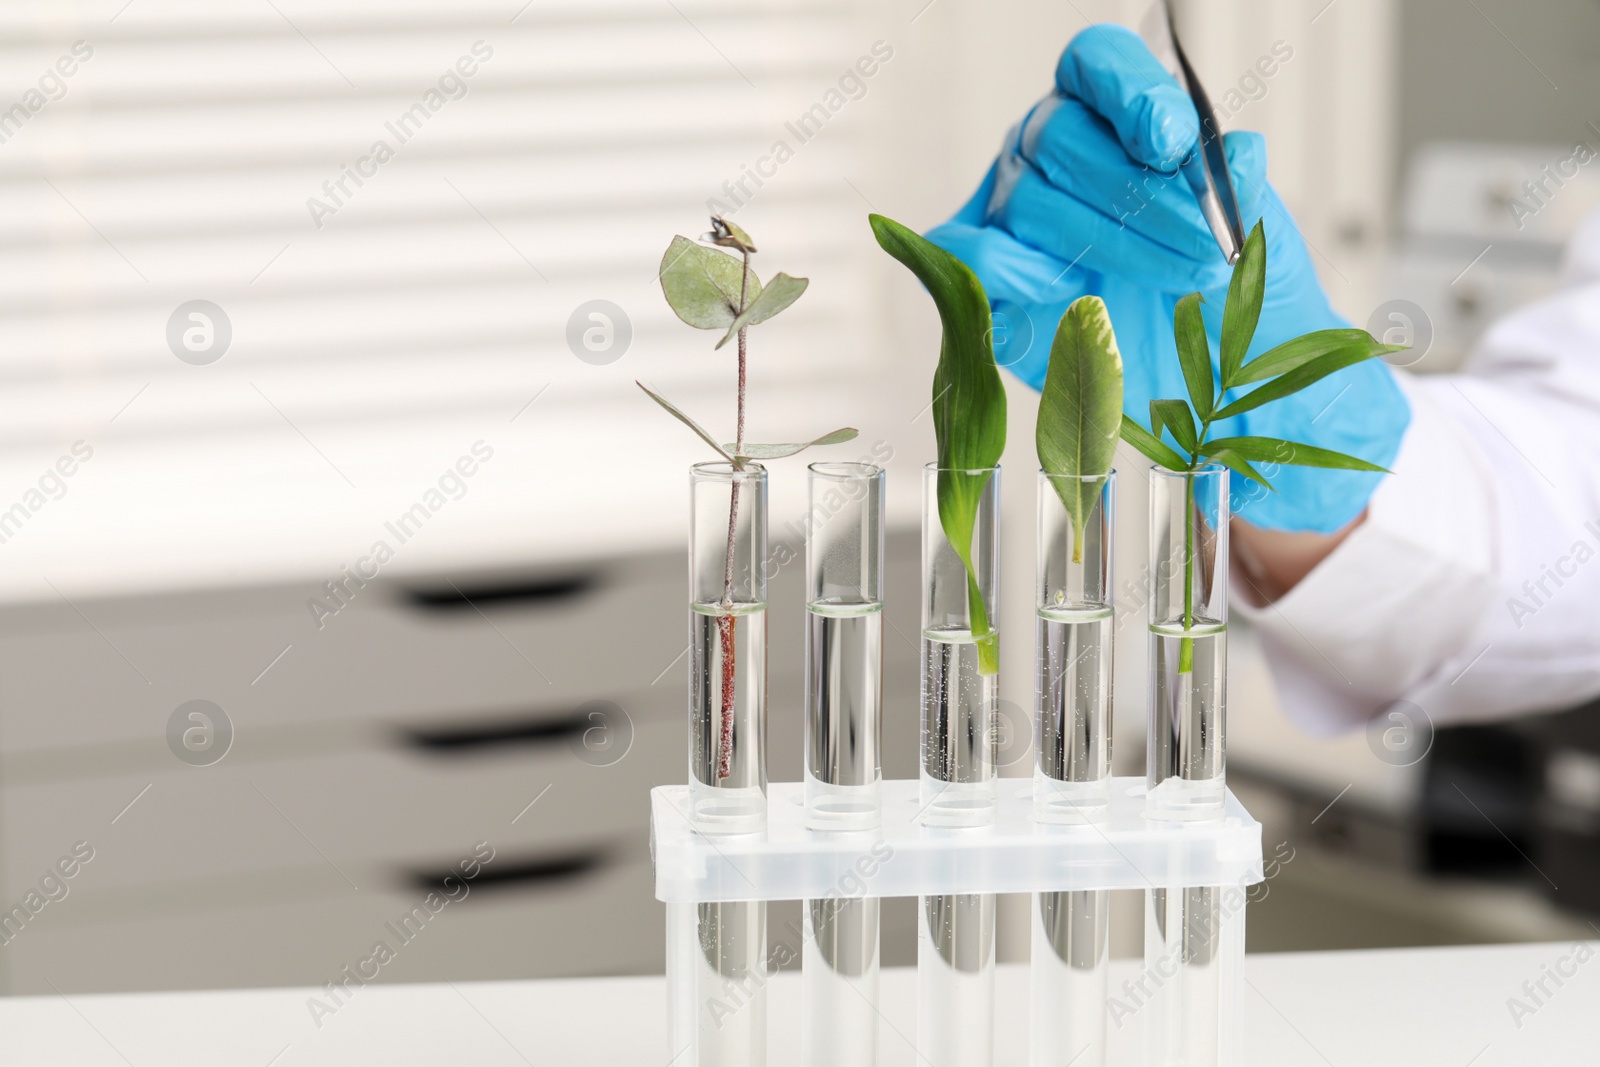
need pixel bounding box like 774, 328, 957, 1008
1237, 208, 1600, 735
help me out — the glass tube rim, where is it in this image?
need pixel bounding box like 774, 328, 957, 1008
923, 461, 1000, 476
691, 459, 768, 481
808, 460, 884, 482
1147, 462, 1226, 481
1039, 467, 1118, 485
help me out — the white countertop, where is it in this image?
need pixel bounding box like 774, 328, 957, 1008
11, 942, 1596, 1065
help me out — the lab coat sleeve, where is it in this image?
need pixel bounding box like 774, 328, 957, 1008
1235, 209, 1600, 734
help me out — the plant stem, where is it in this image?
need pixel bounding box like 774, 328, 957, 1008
715, 248, 753, 781
1178, 467, 1195, 674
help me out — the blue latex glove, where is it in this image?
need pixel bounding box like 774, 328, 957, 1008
927, 24, 1409, 534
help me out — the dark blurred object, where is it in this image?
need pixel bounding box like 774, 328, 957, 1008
1532, 697, 1600, 916
1420, 722, 1542, 878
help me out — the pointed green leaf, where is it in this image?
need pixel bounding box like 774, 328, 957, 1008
714, 272, 809, 349
1036, 296, 1124, 562
1233, 329, 1400, 386
1213, 345, 1388, 421
1174, 292, 1214, 421
1220, 221, 1266, 388
1201, 436, 1389, 472
723, 427, 858, 460
1120, 414, 1189, 472
1150, 398, 1198, 455
871, 212, 1005, 674
635, 381, 734, 462
658, 235, 760, 330
1205, 448, 1274, 491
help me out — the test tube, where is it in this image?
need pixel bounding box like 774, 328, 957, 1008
1031, 470, 1114, 1067
667, 900, 768, 1067
802, 461, 884, 1067
804, 462, 885, 829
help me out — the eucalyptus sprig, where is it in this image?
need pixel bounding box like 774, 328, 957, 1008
1118, 220, 1404, 672
870, 213, 1005, 675
641, 217, 858, 779
1036, 296, 1125, 563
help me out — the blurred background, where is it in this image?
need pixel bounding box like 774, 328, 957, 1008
0, 0, 1597, 995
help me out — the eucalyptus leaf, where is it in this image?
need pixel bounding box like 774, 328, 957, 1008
1219, 221, 1266, 388
871, 213, 1004, 675
1174, 292, 1214, 421
1213, 344, 1388, 421
1036, 296, 1124, 563
708, 216, 757, 253
714, 272, 810, 350
1150, 398, 1198, 455
1119, 414, 1188, 472
723, 427, 858, 460
635, 381, 734, 462
1231, 329, 1397, 386
658, 235, 761, 330
1201, 435, 1388, 472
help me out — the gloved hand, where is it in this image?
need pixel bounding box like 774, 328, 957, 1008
927, 23, 1410, 534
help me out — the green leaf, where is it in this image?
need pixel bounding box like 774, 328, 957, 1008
714, 272, 809, 349
723, 427, 858, 460
1205, 448, 1274, 490
708, 216, 757, 253
1150, 398, 1198, 455
635, 381, 734, 462
871, 213, 1005, 675
1232, 329, 1399, 386
1201, 436, 1389, 472
1119, 414, 1188, 472
1036, 296, 1124, 563
1174, 292, 1214, 421
1212, 345, 1388, 421
658, 235, 761, 330
1220, 221, 1266, 388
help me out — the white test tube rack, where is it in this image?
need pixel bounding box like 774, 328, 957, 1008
652, 777, 1264, 1066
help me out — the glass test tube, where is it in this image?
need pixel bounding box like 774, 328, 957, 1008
1034, 469, 1115, 823
1146, 465, 1228, 819
919, 463, 1000, 827
1031, 470, 1114, 1067
668, 901, 768, 1067
1145, 465, 1229, 1066
804, 462, 885, 829
802, 462, 884, 1067
688, 461, 768, 834
917, 890, 995, 1067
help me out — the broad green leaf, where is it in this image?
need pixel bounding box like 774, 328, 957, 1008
1232, 329, 1400, 386
1202, 436, 1389, 472
1119, 414, 1188, 472
1220, 221, 1266, 388
1205, 448, 1274, 490
658, 235, 761, 330
723, 427, 858, 460
714, 272, 810, 349
871, 213, 1005, 674
1036, 296, 1124, 562
1150, 398, 1198, 455
1212, 345, 1387, 421
635, 381, 734, 462
1174, 292, 1214, 421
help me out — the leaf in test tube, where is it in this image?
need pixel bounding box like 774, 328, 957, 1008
870, 213, 1005, 675
1035, 295, 1123, 563
714, 272, 809, 349
635, 382, 734, 462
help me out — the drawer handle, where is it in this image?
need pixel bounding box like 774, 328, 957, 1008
401, 710, 591, 753
405, 847, 609, 894
401, 573, 599, 612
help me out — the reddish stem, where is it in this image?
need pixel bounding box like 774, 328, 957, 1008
716, 247, 753, 781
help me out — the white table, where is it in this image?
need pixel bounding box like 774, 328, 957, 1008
11, 943, 1596, 1065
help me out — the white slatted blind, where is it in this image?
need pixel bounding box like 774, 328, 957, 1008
0, 0, 879, 597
